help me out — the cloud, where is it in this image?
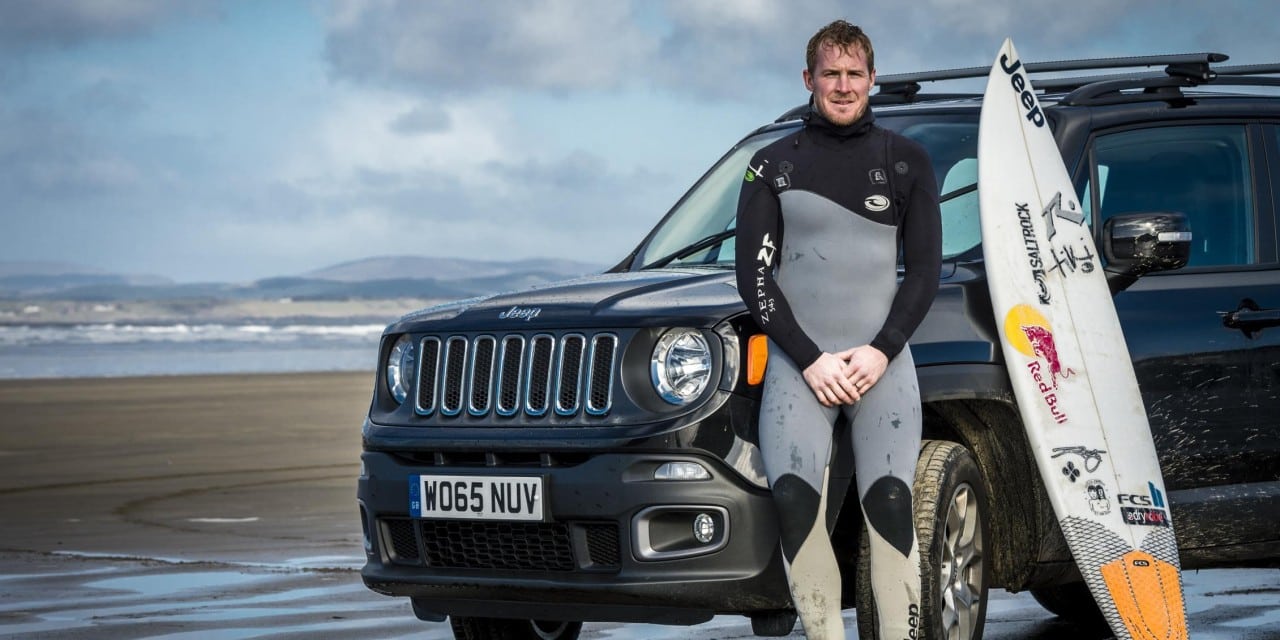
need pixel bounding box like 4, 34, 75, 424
254, 85, 670, 270
324, 0, 656, 94
389, 104, 452, 136
0, 108, 143, 200
70, 77, 149, 118
322, 0, 1276, 102
284, 88, 510, 196
0, 0, 216, 50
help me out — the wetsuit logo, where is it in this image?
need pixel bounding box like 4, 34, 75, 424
1004, 304, 1074, 424
865, 195, 891, 212
756, 233, 776, 267
754, 233, 778, 324
869, 168, 888, 185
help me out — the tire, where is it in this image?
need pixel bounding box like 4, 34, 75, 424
857, 440, 990, 640
449, 617, 583, 640
1030, 581, 1108, 629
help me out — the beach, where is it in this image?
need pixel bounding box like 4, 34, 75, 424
1, 373, 1275, 638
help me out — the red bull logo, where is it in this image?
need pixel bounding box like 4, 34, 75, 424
1020, 324, 1074, 386
1004, 304, 1073, 424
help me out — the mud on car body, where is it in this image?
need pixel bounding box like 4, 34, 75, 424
358, 53, 1280, 639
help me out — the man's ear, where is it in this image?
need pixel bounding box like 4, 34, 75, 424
803, 68, 814, 92
869, 69, 876, 92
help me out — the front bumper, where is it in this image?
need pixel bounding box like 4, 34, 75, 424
358, 448, 789, 625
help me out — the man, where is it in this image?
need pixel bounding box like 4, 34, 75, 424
734, 20, 941, 639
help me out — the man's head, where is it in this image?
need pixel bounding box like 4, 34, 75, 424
803, 20, 876, 126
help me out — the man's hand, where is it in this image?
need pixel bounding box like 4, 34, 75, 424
803, 352, 862, 407
836, 345, 888, 396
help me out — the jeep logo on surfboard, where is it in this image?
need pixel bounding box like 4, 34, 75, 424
999, 53, 1046, 127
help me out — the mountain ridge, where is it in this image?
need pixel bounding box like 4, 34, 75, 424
0, 256, 608, 301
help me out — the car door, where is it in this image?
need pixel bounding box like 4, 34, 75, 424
1076, 121, 1279, 497
1251, 123, 1280, 484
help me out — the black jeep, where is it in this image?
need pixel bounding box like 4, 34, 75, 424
357, 53, 1280, 639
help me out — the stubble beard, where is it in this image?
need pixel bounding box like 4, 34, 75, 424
817, 96, 864, 127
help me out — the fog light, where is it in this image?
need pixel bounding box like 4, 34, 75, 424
633, 505, 729, 560
693, 513, 716, 544
654, 461, 711, 481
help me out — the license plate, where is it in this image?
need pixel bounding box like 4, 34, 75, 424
410, 474, 546, 521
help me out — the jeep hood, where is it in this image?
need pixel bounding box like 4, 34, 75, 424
386, 268, 745, 333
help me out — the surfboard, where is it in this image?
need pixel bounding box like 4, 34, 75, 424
977, 39, 1188, 639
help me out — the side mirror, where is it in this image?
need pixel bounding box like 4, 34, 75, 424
1103, 212, 1191, 295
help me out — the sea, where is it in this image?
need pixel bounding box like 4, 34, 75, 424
0, 321, 387, 379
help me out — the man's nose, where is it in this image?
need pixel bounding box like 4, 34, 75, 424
835, 73, 853, 92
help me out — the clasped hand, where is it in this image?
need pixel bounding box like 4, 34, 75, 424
801, 345, 888, 407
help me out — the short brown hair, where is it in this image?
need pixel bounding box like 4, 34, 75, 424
806, 20, 874, 75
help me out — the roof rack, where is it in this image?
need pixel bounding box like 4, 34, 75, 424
775, 53, 1280, 121
874, 52, 1228, 102
1059, 61, 1280, 106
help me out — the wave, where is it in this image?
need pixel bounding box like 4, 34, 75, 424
0, 323, 387, 347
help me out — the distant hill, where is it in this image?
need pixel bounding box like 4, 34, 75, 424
0, 261, 109, 278
0, 256, 606, 301
302, 256, 604, 282
0, 261, 173, 296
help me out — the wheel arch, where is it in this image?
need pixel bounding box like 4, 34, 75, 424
917, 362, 1062, 590
921, 390, 1059, 591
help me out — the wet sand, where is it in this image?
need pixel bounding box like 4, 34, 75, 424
0, 372, 372, 564
0, 373, 1276, 638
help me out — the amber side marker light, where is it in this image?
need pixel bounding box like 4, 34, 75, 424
747, 334, 768, 386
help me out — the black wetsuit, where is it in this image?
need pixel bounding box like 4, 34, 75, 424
734, 106, 941, 639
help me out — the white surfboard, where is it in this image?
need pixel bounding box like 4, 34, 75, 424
977, 39, 1188, 639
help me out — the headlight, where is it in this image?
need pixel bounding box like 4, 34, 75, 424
386, 335, 416, 404
650, 329, 712, 405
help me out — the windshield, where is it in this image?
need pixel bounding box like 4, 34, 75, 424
633, 114, 979, 269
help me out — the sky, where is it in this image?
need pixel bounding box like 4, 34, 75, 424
1, 0, 1277, 283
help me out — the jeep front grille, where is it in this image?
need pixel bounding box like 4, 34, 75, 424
416, 332, 618, 419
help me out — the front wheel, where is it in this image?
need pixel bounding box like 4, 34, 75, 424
856, 439, 990, 639
449, 617, 583, 640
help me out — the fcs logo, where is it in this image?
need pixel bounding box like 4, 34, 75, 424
864, 195, 891, 212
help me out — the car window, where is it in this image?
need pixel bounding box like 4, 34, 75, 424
634, 116, 981, 269
1082, 125, 1256, 267
634, 128, 790, 268
896, 121, 980, 259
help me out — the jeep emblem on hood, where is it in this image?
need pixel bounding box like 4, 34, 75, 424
498, 305, 541, 321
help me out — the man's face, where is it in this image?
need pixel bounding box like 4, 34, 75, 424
803, 42, 875, 126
